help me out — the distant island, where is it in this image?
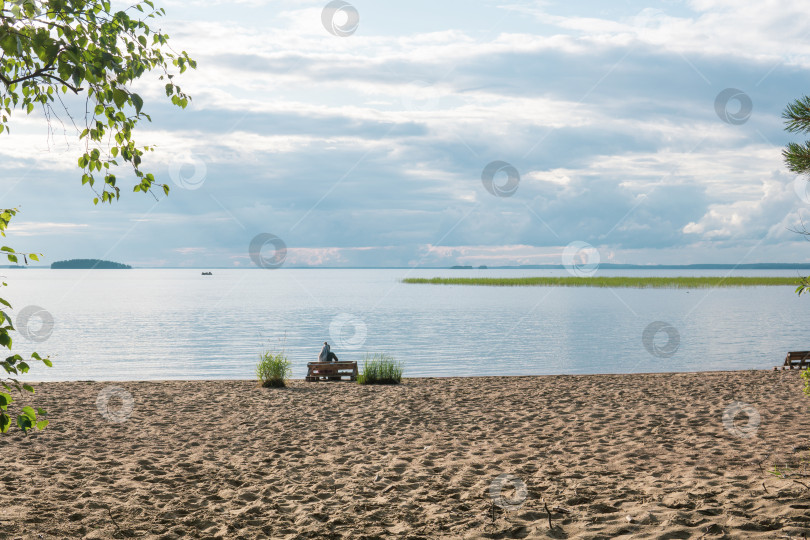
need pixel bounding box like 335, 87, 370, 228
51, 259, 132, 269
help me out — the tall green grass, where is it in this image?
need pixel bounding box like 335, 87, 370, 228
358, 353, 403, 385
256, 351, 291, 388
402, 276, 801, 289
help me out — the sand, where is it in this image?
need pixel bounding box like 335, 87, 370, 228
1, 370, 809, 539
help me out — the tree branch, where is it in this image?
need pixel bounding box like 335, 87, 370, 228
0, 53, 82, 93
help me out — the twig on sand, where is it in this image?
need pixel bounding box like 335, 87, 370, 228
102, 503, 124, 538
482, 499, 498, 533
755, 453, 772, 473
543, 499, 553, 530
793, 479, 810, 491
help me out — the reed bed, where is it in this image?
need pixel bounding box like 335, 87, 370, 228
402, 276, 801, 288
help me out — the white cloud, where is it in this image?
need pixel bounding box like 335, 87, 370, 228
6, 222, 90, 236
525, 169, 573, 186
512, 0, 810, 67
174, 247, 208, 255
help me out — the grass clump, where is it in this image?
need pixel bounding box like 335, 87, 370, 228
256, 351, 291, 388
403, 276, 801, 289
357, 353, 403, 385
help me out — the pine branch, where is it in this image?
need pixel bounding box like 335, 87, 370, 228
783, 96, 810, 134
783, 141, 810, 175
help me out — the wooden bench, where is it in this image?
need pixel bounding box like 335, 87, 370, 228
306, 361, 358, 382
777, 351, 810, 370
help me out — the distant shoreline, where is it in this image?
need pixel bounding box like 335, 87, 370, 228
447, 263, 810, 270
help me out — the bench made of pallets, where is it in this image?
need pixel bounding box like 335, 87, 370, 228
306, 361, 359, 382
777, 351, 810, 370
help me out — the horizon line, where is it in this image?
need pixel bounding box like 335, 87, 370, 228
7, 262, 810, 270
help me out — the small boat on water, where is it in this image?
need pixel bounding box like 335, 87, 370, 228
201, 271, 213, 276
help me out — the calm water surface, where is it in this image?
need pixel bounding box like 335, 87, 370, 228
4, 268, 809, 380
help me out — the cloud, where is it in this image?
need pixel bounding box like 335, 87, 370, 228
6, 222, 90, 237
174, 247, 209, 255
510, 0, 810, 67
1, 0, 808, 266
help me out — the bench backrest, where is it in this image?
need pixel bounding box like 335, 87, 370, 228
308, 361, 356, 366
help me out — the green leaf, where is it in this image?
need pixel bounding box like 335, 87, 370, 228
0, 392, 11, 410
36, 419, 49, 430
112, 88, 128, 108
16, 414, 33, 432
20, 406, 36, 421
131, 93, 143, 115
0, 413, 10, 433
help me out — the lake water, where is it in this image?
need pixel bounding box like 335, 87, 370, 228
3, 268, 809, 381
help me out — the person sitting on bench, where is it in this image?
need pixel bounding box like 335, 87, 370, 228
319, 341, 339, 363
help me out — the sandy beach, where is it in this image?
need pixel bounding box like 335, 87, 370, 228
1, 370, 809, 539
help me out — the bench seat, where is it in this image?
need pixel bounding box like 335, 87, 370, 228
306, 361, 359, 382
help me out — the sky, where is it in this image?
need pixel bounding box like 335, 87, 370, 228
3, 0, 810, 268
